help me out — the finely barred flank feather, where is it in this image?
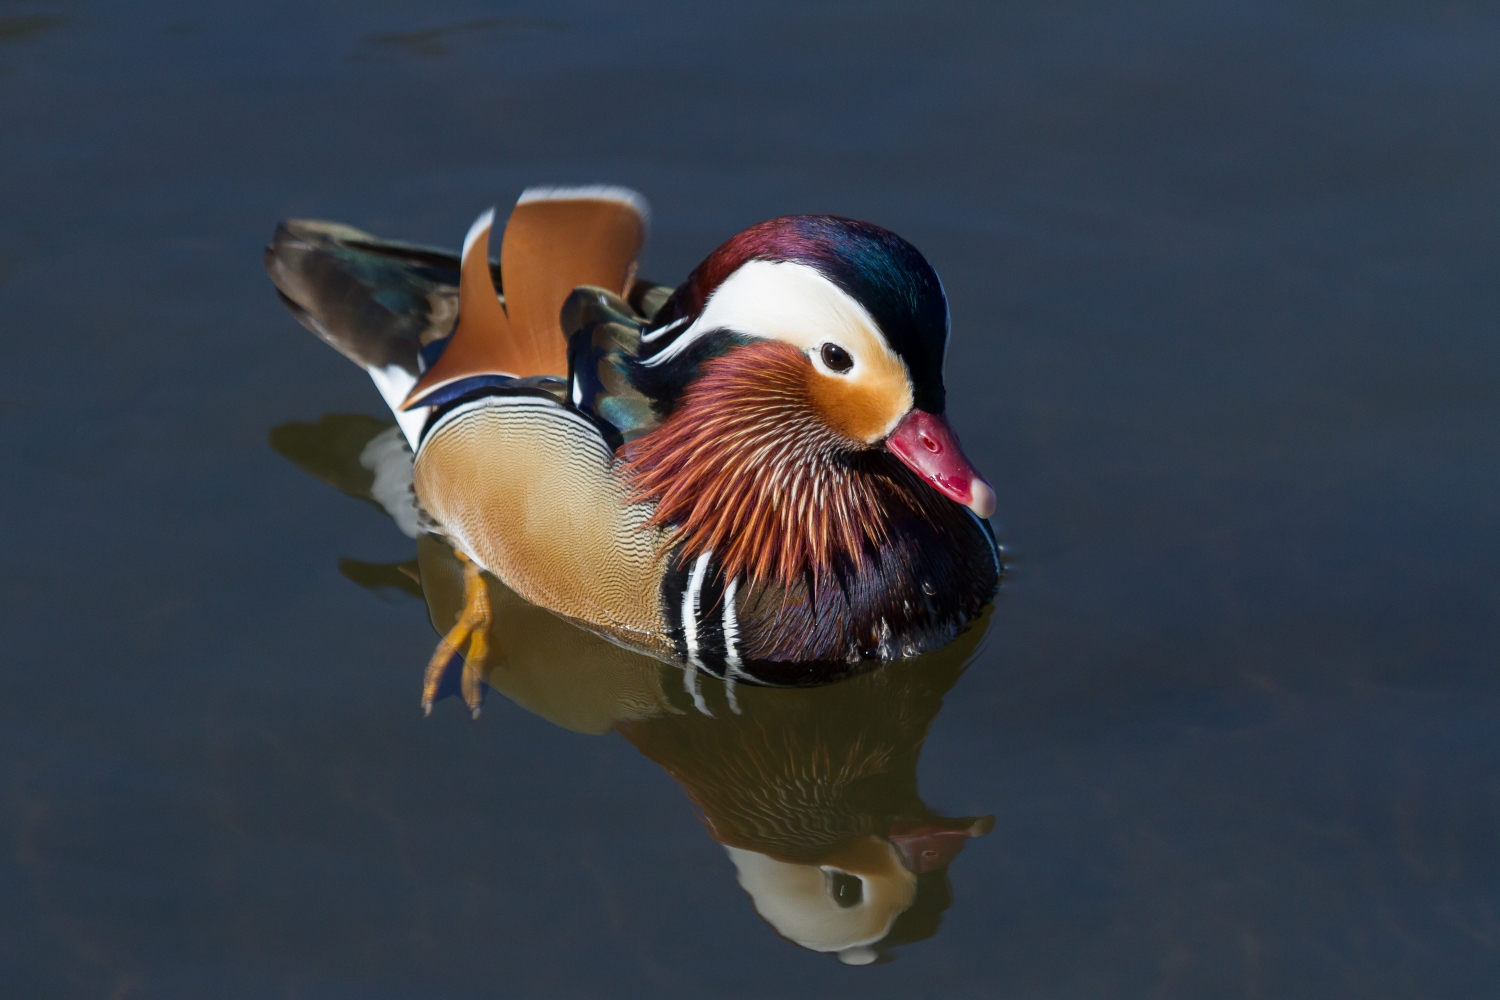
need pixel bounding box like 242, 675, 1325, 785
622, 340, 949, 590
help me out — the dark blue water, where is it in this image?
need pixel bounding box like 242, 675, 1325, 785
3, 1, 1498, 996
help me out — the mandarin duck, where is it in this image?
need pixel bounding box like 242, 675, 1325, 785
266, 187, 1000, 701
265, 412, 997, 961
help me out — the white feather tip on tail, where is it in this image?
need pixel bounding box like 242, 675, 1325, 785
461, 207, 496, 261
516, 185, 650, 230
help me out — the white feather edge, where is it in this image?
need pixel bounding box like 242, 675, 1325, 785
516, 185, 651, 230
722, 575, 743, 672
641, 315, 687, 343
367, 364, 430, 451
461, 207, 496, 262
681, 550, 714, 716
681, 550, 712, 665
422, 392, 608, 448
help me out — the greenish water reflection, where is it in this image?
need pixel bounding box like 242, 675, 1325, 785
272, 412, 993, 965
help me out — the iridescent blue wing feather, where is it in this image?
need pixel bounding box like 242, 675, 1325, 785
562, 285, 668, 450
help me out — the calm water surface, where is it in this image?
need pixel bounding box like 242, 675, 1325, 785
3, 1, 1499, 996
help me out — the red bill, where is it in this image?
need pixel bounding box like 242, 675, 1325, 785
885, 409, 996, 518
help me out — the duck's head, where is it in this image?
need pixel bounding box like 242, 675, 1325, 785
624, 215, 995, 588
724, 836, 917, 964
724, 819, 993, 965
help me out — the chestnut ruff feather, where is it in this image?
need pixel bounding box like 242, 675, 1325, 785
622, 340, 951, 591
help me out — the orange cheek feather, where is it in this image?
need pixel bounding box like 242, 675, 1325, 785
805, 352, 913, 445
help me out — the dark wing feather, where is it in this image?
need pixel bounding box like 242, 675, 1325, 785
562, 285, 666, 450
264, 219, 493, 376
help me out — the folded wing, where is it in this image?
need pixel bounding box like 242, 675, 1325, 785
405, 187, 649, 407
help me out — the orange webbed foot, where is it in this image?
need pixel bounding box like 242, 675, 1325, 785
421, 550, 491, 719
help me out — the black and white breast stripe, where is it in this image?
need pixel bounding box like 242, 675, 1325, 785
662, 546, 750, 706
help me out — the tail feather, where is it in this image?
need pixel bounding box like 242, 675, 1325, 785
265, 219, 471, 447
264, 219, 461, 372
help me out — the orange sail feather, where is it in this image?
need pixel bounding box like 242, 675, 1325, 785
405, 188, 647, 408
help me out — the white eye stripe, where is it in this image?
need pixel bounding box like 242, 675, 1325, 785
641, 260, 893, 367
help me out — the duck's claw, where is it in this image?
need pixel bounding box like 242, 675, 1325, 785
461, 624, 488, 718
421, 642, 456, 717
421, 551, 491, 718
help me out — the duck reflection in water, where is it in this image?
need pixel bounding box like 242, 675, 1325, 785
272, 413, 994, 965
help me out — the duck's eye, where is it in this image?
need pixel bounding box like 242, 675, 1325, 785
828, 871, 864, 908
820, 342, 854, 373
